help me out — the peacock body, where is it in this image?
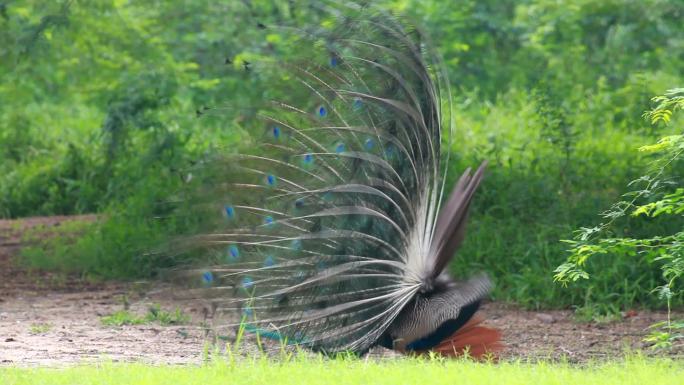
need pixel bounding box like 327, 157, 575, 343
178, 1, 501, 358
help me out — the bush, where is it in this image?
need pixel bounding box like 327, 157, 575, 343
4, 1, 684, 311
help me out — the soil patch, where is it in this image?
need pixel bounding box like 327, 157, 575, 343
0, 216, 681, 365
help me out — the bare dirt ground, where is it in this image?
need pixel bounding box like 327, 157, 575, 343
1, 216, 682, 366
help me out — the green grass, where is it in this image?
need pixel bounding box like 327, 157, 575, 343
2, 356, 683, 385
28, 323, 51, 334
99, 311, 148, 327
100, 305, 190, 327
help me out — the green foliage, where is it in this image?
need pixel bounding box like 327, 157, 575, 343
2, 0, 684, 311
645, 320, 684, 350
556, 89, 684, 344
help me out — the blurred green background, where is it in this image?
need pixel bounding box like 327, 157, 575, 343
1, 0, 682, 313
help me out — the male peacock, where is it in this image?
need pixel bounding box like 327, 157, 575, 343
177, 1, 502, 358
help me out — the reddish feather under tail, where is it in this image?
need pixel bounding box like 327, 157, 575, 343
414, 315, 503, 360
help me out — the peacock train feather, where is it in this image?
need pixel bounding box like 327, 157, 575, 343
172, 0, 502, 357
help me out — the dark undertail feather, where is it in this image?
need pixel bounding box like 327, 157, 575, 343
404, 300, 481, 351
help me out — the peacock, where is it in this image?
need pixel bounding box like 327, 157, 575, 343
175, 0, 502, 358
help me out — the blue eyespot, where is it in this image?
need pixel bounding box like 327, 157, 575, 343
290, 239, 302, 251
202, 271, 214, 285
303, 153, 314, 165
330, 56, 338, 67
263, 255, 275, 267
317, 106, 327, 117
353, 98, 363, 111
364, 138, 375, 150
385, 144, 396, 159
241, 276, 254, 289
272, 126, 281, 139
264, 216, 274, 226
294, 198, 305, 208
224, 205, 235, 219
266, 174, 276, 186
335, 142, 345, 153
228, 245, 240, 261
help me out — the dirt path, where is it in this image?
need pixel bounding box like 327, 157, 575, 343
0, 216, 681, 366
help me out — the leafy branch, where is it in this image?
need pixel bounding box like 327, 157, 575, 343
555, 88, 684, 348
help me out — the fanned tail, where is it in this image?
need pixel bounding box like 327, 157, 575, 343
165, 0, 496, 356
